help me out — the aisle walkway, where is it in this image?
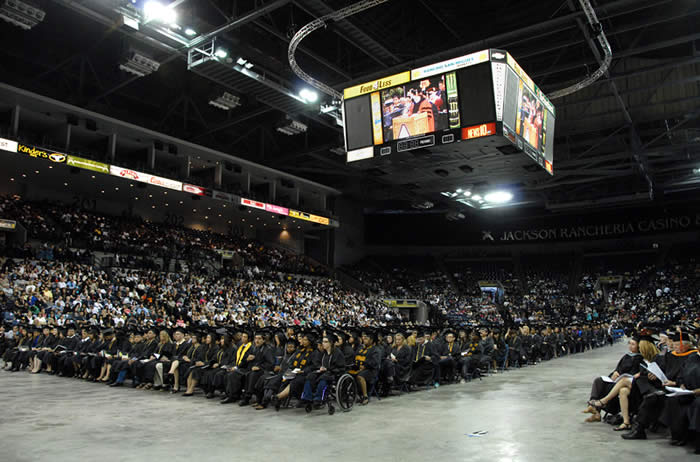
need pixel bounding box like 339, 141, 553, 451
0, 342, 693, 461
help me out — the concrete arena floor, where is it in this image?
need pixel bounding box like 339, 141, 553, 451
0, 342, 695, 462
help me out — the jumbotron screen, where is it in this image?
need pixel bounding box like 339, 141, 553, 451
342, 49, 555, 175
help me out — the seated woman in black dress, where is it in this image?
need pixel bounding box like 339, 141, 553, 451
583, 336, 645, 429
300, 333, 345, 408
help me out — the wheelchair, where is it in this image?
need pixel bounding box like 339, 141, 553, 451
303, 373, 357, 415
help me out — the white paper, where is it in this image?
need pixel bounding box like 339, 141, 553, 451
601, 373, 634, 383
642, 361, 668, 383
665, 386, 695, 397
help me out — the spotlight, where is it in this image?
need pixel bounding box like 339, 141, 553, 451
119, 51, 160, 77
463, 191, 471, 197
0, 0, 45, 30
484, 191, 513, 203
299, 88, 318, 103
143, 1, 176, 24
214, 48, 228, 58
472, 194, 482, 201
184, 27, 196, 36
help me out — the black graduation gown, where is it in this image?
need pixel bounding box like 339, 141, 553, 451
143, 342, 174, 383
203, 346, 235, 389
660, 352, 700, 439
284, 347, 317, 397
306, 348, 346, 388
408, 342, 435, 385
391, 345, 412, 379
589, 353, 644, 414
188, 344, 219, 381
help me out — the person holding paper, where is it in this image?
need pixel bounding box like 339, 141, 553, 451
659, 331, 700, 449
583, 336, 646, 428
623, 330, 698, 440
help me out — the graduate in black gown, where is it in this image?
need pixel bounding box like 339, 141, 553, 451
110, 329, 145, 387
219, 331, 254, 402
272, 332, 318, 409
348, 329, 381, 405
300, 333, 346, 408
658, 331, 700, 447
437, 330, 460, 383
254, 339, 297, 410
238, 332, 275, 406
128, 328, 158, 387
202, 334, 234, 399
167, 331, 201, 393
584, 337, 644, 424
136, 329, 173, 389
623, 330, 698, 440
157, 327, 191, 391
183, 332, 218, 396
410, 328, 438, 386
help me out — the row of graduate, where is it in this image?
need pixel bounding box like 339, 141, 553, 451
1, 322, 615, 409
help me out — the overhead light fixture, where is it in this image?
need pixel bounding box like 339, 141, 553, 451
236, 57, 247, 66
244, 62, 254, 69
143, 1, 176, 24
119, 51, 160, 77
0, 0, 45, 30
214, 48, 228, 58
472, 194, 482, 201
184, 27, 196, 36
463, 190, 471, 197
208, 92, 241, 110
276, 117, 307, 136
484, 191, 513, 203
299, 88, 318, 103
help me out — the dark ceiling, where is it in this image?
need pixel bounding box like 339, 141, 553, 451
0, 0, 698, 213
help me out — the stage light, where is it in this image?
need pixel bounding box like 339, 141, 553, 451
484, 191, 513, 203
184, 27, 196, 36
472, 194, 482, 201
0, 0, 45, 30
276, 117, 307, 135
143, 1, 176, 24
299, 89, 318, 103
214, 48, 228, 58
456, 188, 463, 193
208, 92, 241, 111
463, 191, 471, 197
119, 51, 160, 77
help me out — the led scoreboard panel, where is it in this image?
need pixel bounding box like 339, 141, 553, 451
343, 49, 555, 175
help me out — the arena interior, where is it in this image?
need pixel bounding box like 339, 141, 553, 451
0, 1, 699, 461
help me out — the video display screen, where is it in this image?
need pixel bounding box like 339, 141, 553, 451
515, 79, 545, 152
379, 73, 454, 143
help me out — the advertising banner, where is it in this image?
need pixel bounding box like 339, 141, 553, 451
410, 49, 489, 80
212, 190, 238, 203
289, 209, 330, 225
264, 204, 289, 215
66, 155, 110, 174
17, 144, 66, 163
0, 137, 18, 153
240, 198, 265, 210
109, 166, 183, 191
343, 71, 411, 100
183, 184, 207, 196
